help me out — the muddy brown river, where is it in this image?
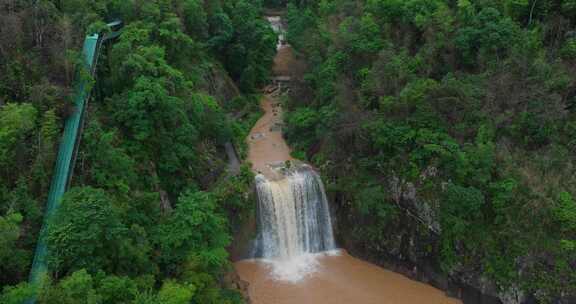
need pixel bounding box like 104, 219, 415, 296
236, 251, 459, 304
233, 15, 462, 304
246, 95, 293, 180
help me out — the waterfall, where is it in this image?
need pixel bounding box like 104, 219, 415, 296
266, 16, 286, 50
252, 165, 336, 281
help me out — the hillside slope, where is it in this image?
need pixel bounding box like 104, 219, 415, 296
282, 1, 576, 303
0, 1, 274, 303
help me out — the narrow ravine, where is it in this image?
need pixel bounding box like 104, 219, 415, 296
233, 15, 462, 304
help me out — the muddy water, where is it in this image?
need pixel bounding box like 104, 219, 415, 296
246, 95, 293, 179
247, 18, 295, 180
233, 15, 462, 304
236, 251, 460, 304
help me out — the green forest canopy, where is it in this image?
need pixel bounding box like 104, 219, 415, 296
0, 0, 575, 303
0, 0, 272, 303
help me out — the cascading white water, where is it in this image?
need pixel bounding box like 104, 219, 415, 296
253, 165, 336, 281
266, 16, 286, 50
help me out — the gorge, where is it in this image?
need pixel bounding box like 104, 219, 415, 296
233, 15, 461, 304
1, 1, 574, 303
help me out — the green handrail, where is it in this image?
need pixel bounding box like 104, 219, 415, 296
26, 19, 122, 302
26, 34, 101, 301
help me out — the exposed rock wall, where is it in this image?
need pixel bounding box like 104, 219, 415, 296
203, 65, 241, 105
330, 181, 535, 304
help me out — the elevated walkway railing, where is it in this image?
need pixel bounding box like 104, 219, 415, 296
27, 21, 122, 303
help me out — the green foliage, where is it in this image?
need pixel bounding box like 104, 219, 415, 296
439, 184, 485, 268
285, 0, 576, 298
364, 119, 414, 158
402, 0, 446, 29
39, 110, 58, 152
0, 103, 37, 169
0, 213, 29, 283
338, 13, 384, 56
46, 187, 128, 274
81, 120, 137, 194
353, 184, 398, 243
97, 275, 138, 304
6, 181, 41, 227
455, 8, 519, 66
553, 192, 576, 234
511, 109, 556, 148
442, 184, 484, 235
46, 270, 101, 304
0, 282, 35, 304
562, 0, 576, 15
39, 270, 138, 304
182, 0, 208, 40
154, 190, 230, 274
0, 0, 267, 301
86, 21, 110, 36
285, 4, 316, 50
561, 38, 576, 60
210, 1, 276, 91
157, 281, 195, 304
285, 107, 319, 149
33, 109, 60, 191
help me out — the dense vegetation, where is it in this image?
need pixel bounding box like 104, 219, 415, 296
2, 0, 576, 302
283, 0, 576, 301
0, 0, 273, 303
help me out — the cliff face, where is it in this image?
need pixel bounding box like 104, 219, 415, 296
329, 178, 576, 304
203, 65, 241, 105
332, 188, 511, 304
280, 1, 576, 301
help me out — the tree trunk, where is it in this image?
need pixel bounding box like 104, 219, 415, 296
149, 161, 173, 214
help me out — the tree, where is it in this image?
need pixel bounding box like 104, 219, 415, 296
33, 110, 59, 194
157, 281, 195, 304
97, 275, 138, 304
181, 0, 208, 40
455, 8, 519, 67
285, 106, 324, 152
112, 76, 199, 194
154, 190, 230, 274
0, 213, 29, 284
32, 0, 59, 48
440, 183, 485, 267
46, 187, 128, 275
0, 282, 35, 304
211, 0, 276, 91
0, 103, 37, 173
80, 120, 136, 194
553, 192, 576, 234
41, 270, 101, 304
157, 15, 195, 62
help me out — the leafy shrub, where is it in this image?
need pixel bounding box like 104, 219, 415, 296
561, 38, 576, 60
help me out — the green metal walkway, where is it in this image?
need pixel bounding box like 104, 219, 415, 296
27, 22, 122, 303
